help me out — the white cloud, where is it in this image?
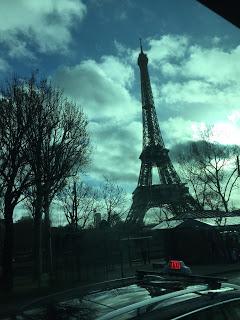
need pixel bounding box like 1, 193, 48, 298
161, 117, 198, 146
113, 38, 240, 146
100, 55, 134, 87
50, 37, 240, 194
144, 35, 240, 86
0, 32, 35, 59
160, 80, 240, 112
212, 36, 221, 45
228, 110, 240, 124
0, 0, 86, 56
89, 120, 142, 183
139, 36, 240, 128
211, 122, 240, 145
0, 57, 9, 71
53, 56, 138, 121
183, 45, 240, 84
114, 40, 138, 65
161, 62, 180, 76
141, 36, 240, 123
160, 80, 211, 104
147, 35, 189, 67
185, 120, 240, 146
115, 37, 240, 127
52, 54, 143, 187
161, 117, 240, 148
115, 35, 189, 69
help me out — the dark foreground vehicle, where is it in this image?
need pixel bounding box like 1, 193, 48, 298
4, 261, 240, 320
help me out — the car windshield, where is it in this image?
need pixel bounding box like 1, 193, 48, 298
1, 1, 240, 320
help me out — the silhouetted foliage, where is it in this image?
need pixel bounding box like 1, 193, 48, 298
0, 73, 90, 290
0, 77, 33, 290
100, 176, 128, 227
59, 180, 99, 229
22, 74, 90, 284
175, 128, 240, 213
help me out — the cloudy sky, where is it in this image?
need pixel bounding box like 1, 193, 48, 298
1, 0, 240, 202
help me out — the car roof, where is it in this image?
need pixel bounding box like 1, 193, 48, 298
167, 291, 240, 320
96, 283, 240, 320
131, 292, 240, 320
12, 268, 240, 320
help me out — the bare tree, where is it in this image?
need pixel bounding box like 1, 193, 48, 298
0, 74, 90, 289
24, 76, 90, 283
176, 151, 218, 210
176, 128, 240, 214
0, 77, 33, 290
100, 177, 128, 227
151, 206, 173, 226
59, 180, 99, 229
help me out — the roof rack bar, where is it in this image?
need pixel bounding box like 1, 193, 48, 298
136, 270, 228, 290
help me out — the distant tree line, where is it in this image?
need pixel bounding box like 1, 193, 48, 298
58, 176, 128, 229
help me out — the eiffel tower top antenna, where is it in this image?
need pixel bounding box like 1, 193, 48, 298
139, 38, 143, 53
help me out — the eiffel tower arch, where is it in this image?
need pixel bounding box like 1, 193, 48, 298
126, 41, 200, 225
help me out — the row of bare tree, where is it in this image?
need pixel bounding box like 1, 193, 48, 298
148, 129, 240, 225
0, 75, 90, 291
176, 128, 240, 214
58, 176, 128, 229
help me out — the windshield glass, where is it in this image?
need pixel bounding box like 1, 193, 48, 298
1, 1, 240, 320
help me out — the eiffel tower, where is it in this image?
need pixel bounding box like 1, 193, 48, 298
126, 41, 200, 225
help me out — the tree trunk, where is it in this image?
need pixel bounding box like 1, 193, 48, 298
1, 204, 14, 292
43, 194, 53, 283
33, 192, 43, 287
221, 196, 229, 213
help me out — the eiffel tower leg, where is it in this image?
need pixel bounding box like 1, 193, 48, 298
126, 202, 149, 225
157, 166, 167, 184
138, 162, 152, 186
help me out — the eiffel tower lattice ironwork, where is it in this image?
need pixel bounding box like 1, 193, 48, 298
126, 41, 199, 225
